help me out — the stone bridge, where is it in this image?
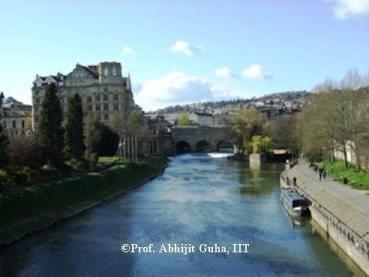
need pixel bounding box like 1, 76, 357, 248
171, 126, 234, 153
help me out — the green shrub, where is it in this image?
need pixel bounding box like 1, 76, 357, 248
0, 163, 157, 236
69, 159, 89, 172
0, 170, 16, 191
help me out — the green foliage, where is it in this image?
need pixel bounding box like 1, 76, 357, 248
316, 160, 369, 189
177, 112, 191, 126
251, 136, 273, 154
68, 158, 89, 172
36, 83, 64, 168
0, 163, 158, 238
0, 170, 15, 191
90, 121, 119, 156
64, 94, 85, 160
229, 108, 269, 153
0, 168, 42, 191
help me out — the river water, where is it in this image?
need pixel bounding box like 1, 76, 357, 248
0, 154, 363, 276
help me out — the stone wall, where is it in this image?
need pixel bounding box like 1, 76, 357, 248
283, 168, 369, 275
310, 206, 369, 275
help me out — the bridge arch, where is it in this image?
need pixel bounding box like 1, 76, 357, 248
195, 140, 212, 153
216, 140, 233, 153
175, 140, 191, 153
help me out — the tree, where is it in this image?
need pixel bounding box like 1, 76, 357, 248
125, 111, 144, 136
340, 69, 364, 91
229, 108, 269, 153
64, 94, 85, 160
0, 124, 9, 168
0, 92, 9, 168
302, 71, 369, 168
270, 114, 302, 157
177, 112, 191, 126
36, 83, 64, 168
251, 136, 273, 154
7, 136, 45, 169
341, 88, 369, 169
302, 91, 342, 162
0, 92, 4, 109
109, 112, 124, 135
90, 121, 119, 156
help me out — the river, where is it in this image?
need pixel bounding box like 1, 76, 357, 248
0, 154, 362, 276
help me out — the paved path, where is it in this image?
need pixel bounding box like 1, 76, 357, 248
294, 160, 369, 214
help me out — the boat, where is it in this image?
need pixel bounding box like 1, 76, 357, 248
280, 187, 310, 217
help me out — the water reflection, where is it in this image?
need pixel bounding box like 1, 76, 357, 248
0, 154, 361, 276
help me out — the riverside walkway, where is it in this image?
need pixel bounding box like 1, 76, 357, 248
294, 160, 369, 214
283, 160, 369, 275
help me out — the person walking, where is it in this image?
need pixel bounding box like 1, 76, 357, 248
322, 168, 327, 180
318, 168, 323, 181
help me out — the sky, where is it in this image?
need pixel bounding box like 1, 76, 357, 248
0, 0, 368, 111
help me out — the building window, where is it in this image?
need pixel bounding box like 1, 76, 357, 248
104, 68, 109, 76
95, 95, 101, 101
34, 116, 39, 123
3, 121, 6, 128
87, 105, 92, 111
103, 94, 108, 101
35, 90, 40, 96
87, 96, 92, 103
35, 97, 40, 104
104, 113, 109, 120
103, 103, 108, 111
112, 68, 117, 76
113, 94, 119, 101
95, 104, 101, 111
114, 103, 119, 111
22, 120, 25, 129
12, 120, 16, 128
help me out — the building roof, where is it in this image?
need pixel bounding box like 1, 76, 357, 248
33, 61, 130, 87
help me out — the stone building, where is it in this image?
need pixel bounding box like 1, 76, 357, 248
32, 61, 134, 130
0, 100, 33, 137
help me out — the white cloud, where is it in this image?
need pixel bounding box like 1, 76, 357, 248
122, 46, 136, 56
328, 0, 369, 19
169, 40, 204, 56
241, 64, 273, 80
134, 72, 232, 111
213, 66, 236, 79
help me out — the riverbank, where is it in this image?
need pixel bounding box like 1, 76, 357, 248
0, 159, 167, 247
281, 160, 369, 275
315, 160, 369, 189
